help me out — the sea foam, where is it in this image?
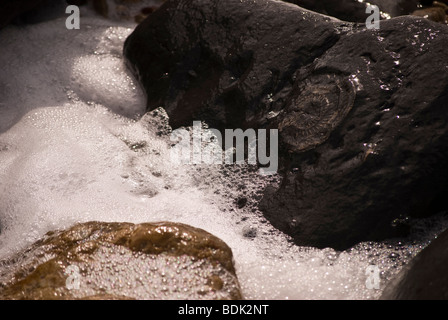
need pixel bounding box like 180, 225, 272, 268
0, 9, 446, 300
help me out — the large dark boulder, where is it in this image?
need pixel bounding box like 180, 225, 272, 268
381, 228, 448, 299
261, 17, 448, 249
124, 0, 448, 250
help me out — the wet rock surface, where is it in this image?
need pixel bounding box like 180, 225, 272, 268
124, 0, 341, 131
261, 16, 448, 249
124, 0, 448, 250
286, 0, 448, 24
381, 228, 448, 299
285, 0, 420, 22
412, 1, 448, 24
0, 221, 242, 300
92, 0, 164, 23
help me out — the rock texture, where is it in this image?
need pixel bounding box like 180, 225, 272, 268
287, 0, 448, 24
381, 228, 448, 299
260, 15, 448, 249
286, 0, 420, 22
124, 0, 342, 131
0, 222, 242, 300
92, 0, 164, 23
124, 0, 448, 250
412, 1, 448, 24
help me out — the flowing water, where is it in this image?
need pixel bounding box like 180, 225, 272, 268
0, 9, 447, 300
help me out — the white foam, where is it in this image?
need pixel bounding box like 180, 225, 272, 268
0, 9, 446, 300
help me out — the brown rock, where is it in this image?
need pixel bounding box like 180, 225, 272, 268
92, 0, 108, 17
0, 221, 242, 300
412, 2, 448, 23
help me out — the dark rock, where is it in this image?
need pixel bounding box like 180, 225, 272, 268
92, 0, 108, 17
261, 16, 448, 250
413, 7, 446, 23
13, 0, 67, 25
412, 1, 448, 24
242, 225, 257, 238
92, 0, 164, 21
288, 1, 447, 25
285, 0, 420, 22
124, 0, 448, 250
0, 0, 66, 29
124, 0, 341, 131
237, 197, 248, 209
381, 228, 448, 299
67, 0, 87, 5
0, 0, 45, 29
0, 221, 242, 300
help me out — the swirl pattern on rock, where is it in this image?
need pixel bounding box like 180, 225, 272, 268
124, 0, 448, 250
277, 74, 356, 152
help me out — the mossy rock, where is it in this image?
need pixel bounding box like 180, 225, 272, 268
0, 221, 242, 300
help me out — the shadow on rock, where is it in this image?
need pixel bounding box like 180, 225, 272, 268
381, 228, 448, 299
123, 0, 448, 250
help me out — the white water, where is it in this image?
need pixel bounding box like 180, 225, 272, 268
0, 8, 446, 300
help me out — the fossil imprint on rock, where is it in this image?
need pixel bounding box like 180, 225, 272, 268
277, 73, 356, 153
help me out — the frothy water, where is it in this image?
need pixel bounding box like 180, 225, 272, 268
0, 10, 447, 300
